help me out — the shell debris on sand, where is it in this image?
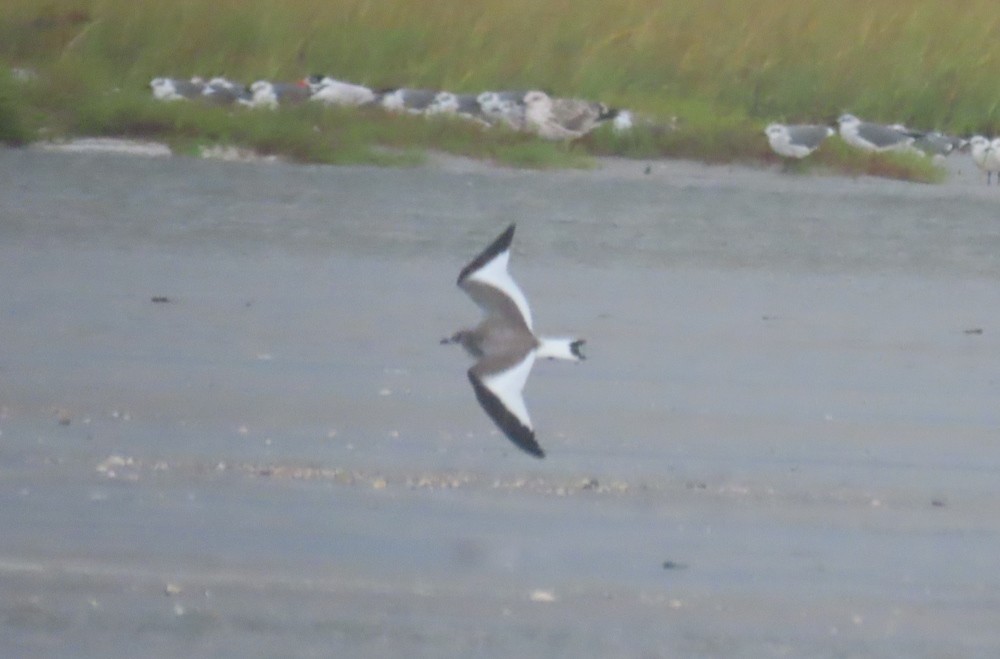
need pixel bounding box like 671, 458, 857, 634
54, 408, 72, 426
34, 138, 172, 157
83, 455, 646, 499
198, 144, 280, 163
406, 473, 471, 490
529, 589, 557, 603
95, 454, 139, 480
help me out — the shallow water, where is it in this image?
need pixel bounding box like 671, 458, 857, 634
1, 148, 999, 657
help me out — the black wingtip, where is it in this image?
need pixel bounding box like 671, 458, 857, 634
467, 369, 545, 459
570, 339, 586, 360
598, 105, 620, 121
457, 223, 517, 285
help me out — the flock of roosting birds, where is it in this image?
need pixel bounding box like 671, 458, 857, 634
150, 74, 631, 141
768, 115, 1000, 184
151, 73, 1000, 184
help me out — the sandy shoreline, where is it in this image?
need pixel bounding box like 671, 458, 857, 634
27, 134, 983, 185
1, 145, 998, 657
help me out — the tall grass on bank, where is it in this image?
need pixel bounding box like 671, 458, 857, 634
2, 0, 994, 176
0, 70, 31, 145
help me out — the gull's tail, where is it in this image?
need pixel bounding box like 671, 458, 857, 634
536, 337, 586, 361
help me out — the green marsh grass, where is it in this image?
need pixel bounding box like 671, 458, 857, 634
0, 70, 31, 145
3, 0, 997, 177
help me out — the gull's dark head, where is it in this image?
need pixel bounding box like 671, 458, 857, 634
597, 104, 620, 121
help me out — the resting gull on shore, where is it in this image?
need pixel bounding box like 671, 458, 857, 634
523, 90, 617, 140
249, 80, 311, 109
612, 110, 634, 134
922, 132, 966, 158
150, 77, 205, 101
425, 92, 490, 125
304, 75, 377, 107
837, 114, 915, 152
442, 224, 585, 458
202, 77, 252, 106
476, 91, 528, 129
378, 88, 439, 114
764, 123, 834, 159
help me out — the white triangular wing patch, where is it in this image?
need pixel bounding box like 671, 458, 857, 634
480, 350, 537, 430
467, 250, 534, 331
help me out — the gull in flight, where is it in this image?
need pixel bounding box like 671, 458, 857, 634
443, 224, 585, 458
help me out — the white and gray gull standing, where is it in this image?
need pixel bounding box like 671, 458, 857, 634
442, 224, 585, 458
837, 114, 916, 152
968, 136, 997, 184
764, 123, 834, 159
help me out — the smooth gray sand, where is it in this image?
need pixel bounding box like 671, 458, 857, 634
1, 147, 998, 657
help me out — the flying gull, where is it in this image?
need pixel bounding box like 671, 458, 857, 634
443, 224, 585, 458
837, 114, 915, 152
764, 123, 834, 159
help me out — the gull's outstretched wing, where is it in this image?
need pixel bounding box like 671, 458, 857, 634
468, 349, 542, 458
457, 224, 534, 331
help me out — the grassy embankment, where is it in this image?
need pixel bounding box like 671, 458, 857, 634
2, 0, 999, 179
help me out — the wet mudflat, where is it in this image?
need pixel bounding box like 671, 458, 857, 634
1, 147, 999, 657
